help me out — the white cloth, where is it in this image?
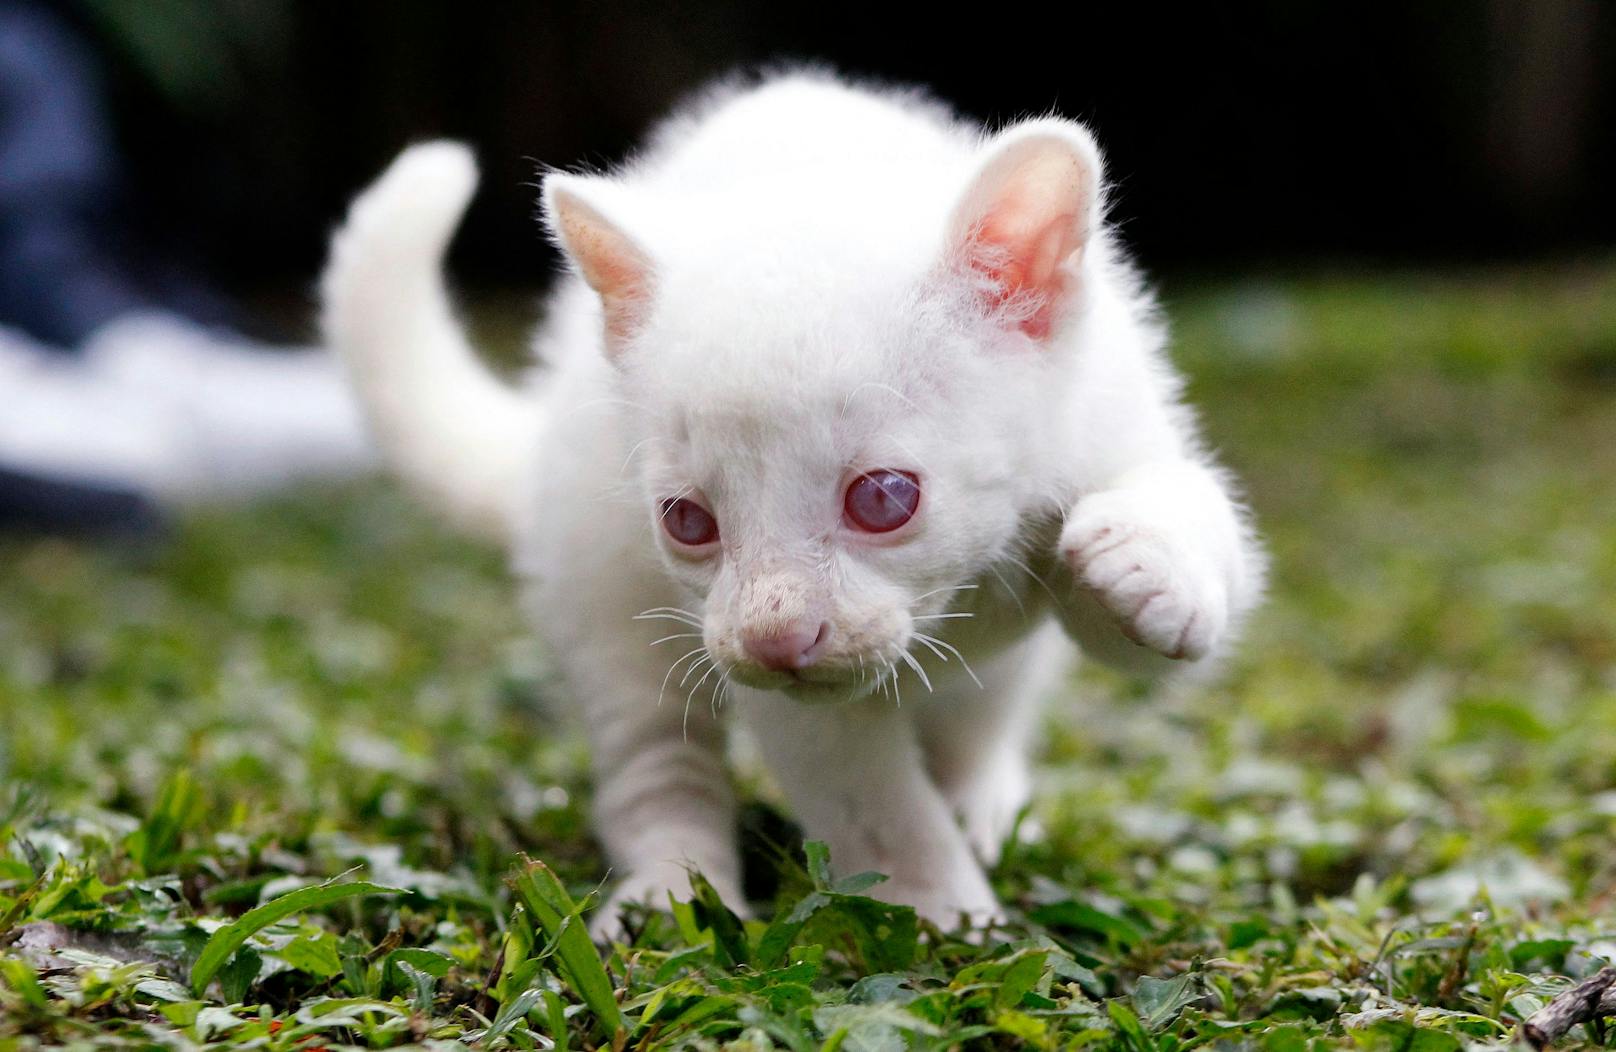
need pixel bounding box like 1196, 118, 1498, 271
0, 313, 373, 501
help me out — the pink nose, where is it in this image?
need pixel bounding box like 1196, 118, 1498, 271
742, 621, 831, 671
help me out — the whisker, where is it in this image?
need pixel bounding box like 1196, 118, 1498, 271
910, 633, 951, 664
1006, 553, 1060, 603
709, 669, 730, 717
679, 654, 714, 688
637, 605, 702, 620
887, 435, 934, 480
635, 606, 703, 628
563, 395, 653, 417
840, 381, 918, 418
636, 617, 703, 629
899, 649, 934, 693
987, 563, 1028, 619
659, 647, 707, 707
650, 632, 702, 646
914, 632, 984, 689
686, 661, 721, 716
655, 489, 696, 524
911, 612, 974, 622
889, 660, 902, 707
637, 613, 703, 630
911, 583, 979, 605
619, 436, 661, 475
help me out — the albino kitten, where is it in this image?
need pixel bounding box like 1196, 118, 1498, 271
322, 71, 1264, 932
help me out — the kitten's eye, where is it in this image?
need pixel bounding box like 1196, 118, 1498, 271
661, 497, 719, 547
844, 470, 921, 533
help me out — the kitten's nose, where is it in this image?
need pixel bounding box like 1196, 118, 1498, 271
742, 620, 830, 671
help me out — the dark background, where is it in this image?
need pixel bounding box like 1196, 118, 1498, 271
67, 0, 1616, 296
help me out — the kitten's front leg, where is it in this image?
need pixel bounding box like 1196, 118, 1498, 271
1055, 460, 1262, 665
739, 690, 1001, 929
561, 637, 744, 939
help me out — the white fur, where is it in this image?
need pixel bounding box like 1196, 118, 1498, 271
321, 142, 537, 544
321, 71, 1265, 934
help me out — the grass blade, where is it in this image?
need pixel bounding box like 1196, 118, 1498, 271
189, 874, 402, 996
507, 856, 626, 1037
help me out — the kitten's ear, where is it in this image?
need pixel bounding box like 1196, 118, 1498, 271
946, 120, 1103, 341
541, 174, 654, 350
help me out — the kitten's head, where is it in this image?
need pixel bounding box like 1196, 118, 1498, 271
543, 116, 1104, 701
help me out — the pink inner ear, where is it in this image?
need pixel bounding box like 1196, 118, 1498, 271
961, 147, 1090, 340
551, 189, 653, 346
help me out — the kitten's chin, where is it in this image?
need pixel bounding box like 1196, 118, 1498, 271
726, 664, 879, 705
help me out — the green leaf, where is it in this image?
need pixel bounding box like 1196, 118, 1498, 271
1229, 919, 1270, 950
1031, 900, 1149, 946
0, 956, 47, 1008
385, 947, 453, 982
848, 973, 913, 1005
127, 769, 205, 875
830, 871, 887, 895
158, 1001, 202, 1029
690, 871, 749, 969
393, 961, 438, 1014
1108, 1000, 1151, 1052
994, 1009, 1048, 1040
1051, 953, 1105, 998
1350, 1020, 1462, 1052
188, 875, 402, 995
813, 894, 919, 973
507, 856, 626, 1037
1133, 973, 1200, 1031
1509, 939, 1573, 969
544, 988, 570, 1052
805, 840, 833, 889
1262, 1025, 1312, 1052
997, 950, 1049, 1008
755, 891, 829, 968
276, 933, 343, 978
216, 946, 261, 1005
486, 986, 545, 1042
493, 904, 537, 1005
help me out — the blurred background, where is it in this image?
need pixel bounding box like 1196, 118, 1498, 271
41, 0, 1616, 310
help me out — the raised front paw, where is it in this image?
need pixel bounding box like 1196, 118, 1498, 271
1058, 490, 1229, 661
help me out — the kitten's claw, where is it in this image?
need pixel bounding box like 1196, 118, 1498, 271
1059, 491, 1229, 661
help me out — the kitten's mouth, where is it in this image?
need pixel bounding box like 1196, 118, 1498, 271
726, 660, 886, 703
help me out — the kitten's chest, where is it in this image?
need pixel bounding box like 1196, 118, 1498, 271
941, 518, 1065, 661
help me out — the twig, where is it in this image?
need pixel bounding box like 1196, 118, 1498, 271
1436, 923, 1477, 1003
1520, 966, 1616, 1049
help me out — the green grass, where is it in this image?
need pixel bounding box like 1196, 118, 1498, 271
3, 261, 1616, 1049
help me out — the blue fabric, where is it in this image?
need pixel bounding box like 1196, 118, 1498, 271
0, 2, 162, 529
0, 1, 147, 348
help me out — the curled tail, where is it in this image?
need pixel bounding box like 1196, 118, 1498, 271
321, 141, 535, 545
